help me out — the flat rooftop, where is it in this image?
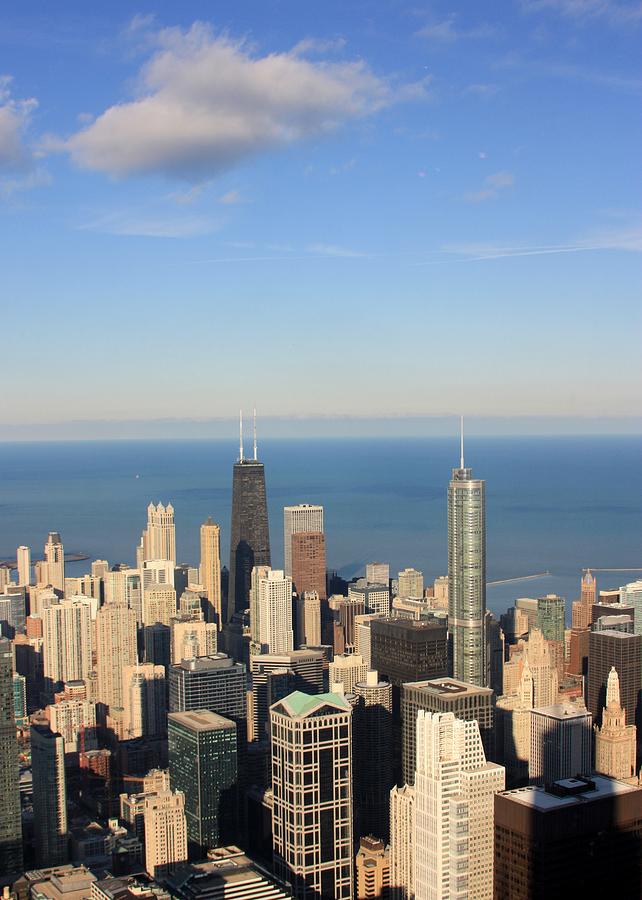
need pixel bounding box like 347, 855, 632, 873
405, 678, 493, 697
499, 775, 638, 812
532, 703, 591, 720
168, 709, 235, 731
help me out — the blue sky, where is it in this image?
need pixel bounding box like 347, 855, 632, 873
1, 0, 640, 434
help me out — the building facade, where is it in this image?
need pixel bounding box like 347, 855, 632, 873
0, 638, 22, 873
283, 505, 324, 578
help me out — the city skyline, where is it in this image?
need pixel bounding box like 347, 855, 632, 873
1, 2, 640, 431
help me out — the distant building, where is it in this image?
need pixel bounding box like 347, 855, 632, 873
397, 568, 424, 599
529, 702, 592, 785
96, 603, 138, 714
295, 591, 321, 649
353, 672, 394, 842
227, 426, 271, 622
283, 505, 324, 579
291, 532, 326, 602
366, 563, 389, 587
199, 518, 221, 626
349, 580, 390, 617
37, 532, 65, 593
494, 775, 642, 899
250, 650, 325, 741
329, 653, 368, 694
271, 691, 354, 899
258, 569, 294, 655
141, 503, 176, 565
371, 618, 448, 697
169, 654, 247, 726
43, 599, 93, 687
536, 594, 565, 642
448, 440, 487, 686
121, 663, 167, 739
17, 545, 31, 587
587, 629, 641, 732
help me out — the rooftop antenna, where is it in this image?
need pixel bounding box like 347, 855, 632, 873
239, 409, 244, 462
253, 407, 257, 461
460, 415, 465, 469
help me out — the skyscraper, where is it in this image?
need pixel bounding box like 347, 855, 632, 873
38, 532, 65, 593
0, 638, 22, 874
413, 711, 504, 900
121, 663, 167, 739
291, 532, 327, 601
295, 591, 321, 648
536, 594, 565, 642
258, 569, 294, 654
271, 691, 354, 900
169, 654, 247, 726
96, 602, 138, 715
141, 503, 176, 564
31, 723, 68, 866
397, 568, 424, 599
16, 545, 31, 587
42, 598, 93, 687
389, 784, 414, 900
143, 789, 188, 878
283, 504, 324, 578
448, 421, 487, 686
587, 629, 641, 732
353, 671, 394, 842
200, 518, 222, 626
594, 667, 637, 782
168, 709, 238, 856
227, 413, 271, 622
529, 702, 592, 785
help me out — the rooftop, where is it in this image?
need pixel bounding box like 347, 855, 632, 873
405, 677, 493, 697
532, 703, 591, 720
168, 709, 236, 731
499, 775, 639, 812
272, 690, 351, 717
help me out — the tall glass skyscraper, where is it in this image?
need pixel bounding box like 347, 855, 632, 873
227, 413, 271, 623
448, 425, 487, 686
0, 638, 23, 874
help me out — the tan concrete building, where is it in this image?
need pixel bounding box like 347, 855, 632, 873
43, 599, 93, 686
199, 518, 221, 627
121, 663, 166, 739
389, 784, 414, 900
170, 618, 217, 663
356, 836, 390, 899
295, 590, 321, 648
142, 789, 187, 878
329, 653, 368, 694
141, 503, 176, 565
96, 603, 138, 714
142, 584, 177, 627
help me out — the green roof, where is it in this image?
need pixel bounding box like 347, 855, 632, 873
275, 690, 351, 717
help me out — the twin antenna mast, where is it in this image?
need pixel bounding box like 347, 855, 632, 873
239, 408, 258, 462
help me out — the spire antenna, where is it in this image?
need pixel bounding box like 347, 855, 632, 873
253, 407, 257, 461
460, 415, 465, 469
239, 409, 244, 462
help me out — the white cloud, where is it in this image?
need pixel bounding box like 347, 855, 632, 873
417, 16, 498, 41
81, 210, 220, 238
62, 23, 425, 181
465, 170, 515, 202
218, 189, 243, 204
521, 0, 642, 26
0, 76, 38, 170
441, 223, 642, 259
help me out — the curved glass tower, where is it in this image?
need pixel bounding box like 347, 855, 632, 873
448, 428, 487, 687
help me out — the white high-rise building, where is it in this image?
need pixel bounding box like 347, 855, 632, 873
250, 564, 271, 647
271, 691, 354, 899
143, 584, 177, 627
16, 546, 31, 587
96, 603, 138, 714
141, 502, 176, 564
170, 618, 217, 663
390, 784, 415, 900
366, 562, 389, 586
121, 663, 167, 739
143, 789, 188, 878
329, 653, 368, 694
413, 710, 505, 900
283, 505, 324, 577
43, 599, 93, 685
258, 569, 293, 655
37, 532, 65, 593
104, 568, 143, 622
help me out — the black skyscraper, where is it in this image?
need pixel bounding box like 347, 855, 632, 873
227, 412, 271, 622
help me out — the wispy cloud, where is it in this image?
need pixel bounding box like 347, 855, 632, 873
218, 189, 243, 204
416, 15, 498, 41
465, 170, 515, 203
80, 210, 220, 238
521, 0, 642, 27
495, 53, 642, 93
306, 242, 367, 258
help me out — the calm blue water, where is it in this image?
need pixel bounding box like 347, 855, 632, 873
0, 436, 640, 622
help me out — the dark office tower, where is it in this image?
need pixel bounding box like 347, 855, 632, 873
401, 678, 495, 785
494, 775, 642, 900
250, 650, 325, 741
486, 611, 504, 696
588, 629, 642, 732
0, 639, 22, 874
169, 654, 247, 726
353, 672, 393, 842
31, 724, 68, 866
227, 411, 271, 623
144, 622, 171, 671
371, 618, 449, 704
168, 710, 238, 857
448, 420, 487, 686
